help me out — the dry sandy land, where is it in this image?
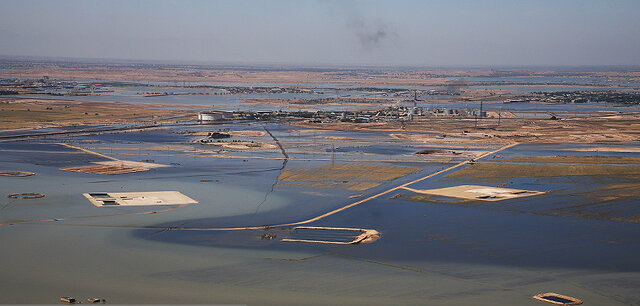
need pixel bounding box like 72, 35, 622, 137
0, 65, 453, 86
294, 113, 640, 145
4, 64, 635, 87
0, 97, 201, 130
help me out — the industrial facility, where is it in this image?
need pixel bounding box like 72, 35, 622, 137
197, 111, 234, 121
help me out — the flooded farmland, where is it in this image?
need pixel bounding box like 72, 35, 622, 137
1, 119, 639, 305
2, 63, 640, 305
3, 0, 640, 303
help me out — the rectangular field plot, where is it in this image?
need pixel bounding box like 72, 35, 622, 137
83, 191, 198, 207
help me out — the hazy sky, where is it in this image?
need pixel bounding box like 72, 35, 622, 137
1, 0, 639, 66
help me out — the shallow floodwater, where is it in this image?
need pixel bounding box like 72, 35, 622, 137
12, 72, 640, 114
0, 124, 639, 305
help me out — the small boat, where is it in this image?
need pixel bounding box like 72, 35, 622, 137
87, 298, 105, 304
533, 292, 583, 305
60, 296, 76, 304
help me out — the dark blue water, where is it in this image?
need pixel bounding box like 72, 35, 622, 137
136, 142, 640, 273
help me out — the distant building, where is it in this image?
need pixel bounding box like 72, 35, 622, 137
198, 111, 233, 121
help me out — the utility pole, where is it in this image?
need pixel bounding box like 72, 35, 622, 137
474, 107, 478, 129
331, 144, 335, 165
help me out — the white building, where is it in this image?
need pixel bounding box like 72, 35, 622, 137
198, 111, 233, 121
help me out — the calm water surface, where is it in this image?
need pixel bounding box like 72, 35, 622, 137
0, 123, 638, 305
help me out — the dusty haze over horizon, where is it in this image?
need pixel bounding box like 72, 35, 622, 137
1, 0, 639, 67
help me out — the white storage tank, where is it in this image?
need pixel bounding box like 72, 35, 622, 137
198, 112, 224, 121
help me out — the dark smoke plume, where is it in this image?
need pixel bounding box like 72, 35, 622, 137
348, 19, 391, 50
323, 1, 396, 51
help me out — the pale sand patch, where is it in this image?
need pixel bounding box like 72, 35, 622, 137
83, 191, 197, 207
402, 185, 545, 202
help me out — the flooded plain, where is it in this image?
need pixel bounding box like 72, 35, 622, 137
8, 72, 640, 115
1, 120, 639, 305
2, 72, 640, 305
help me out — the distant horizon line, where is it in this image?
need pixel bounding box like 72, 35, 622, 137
1, 54, 639, 72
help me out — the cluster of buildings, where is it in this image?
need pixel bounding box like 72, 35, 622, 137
534, 91, 640, 105
504, 91, 640, 106
186, 85, 318, 95
0, 77, 111, 95
197, 106, 488, 124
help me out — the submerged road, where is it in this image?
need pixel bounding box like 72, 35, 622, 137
0, 142, 519, 231
178, 142, 520, 231
57, 142, 120, 161
254, 125, 290, 213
